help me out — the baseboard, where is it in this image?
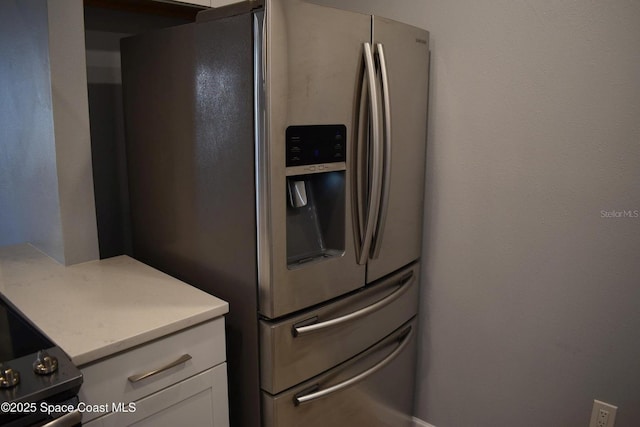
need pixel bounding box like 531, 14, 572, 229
413, 416, 436, 427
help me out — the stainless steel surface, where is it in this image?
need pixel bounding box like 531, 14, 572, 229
260, 263, 419, 394
127, 353, 192, 383
357, 42, 383, 266
0, 366, 19, 388
285, 162, 346, 177
262, 318, 417, 427
261, 0, 370, 317
292, 270, 414, 336
370, 43, 392, 260
122, 13, 261, 427
255, 9, 272, 334
33, 350, 58, 375
366, 17, 429, 283
41, 410, 82, 427
294, 324, 413, 405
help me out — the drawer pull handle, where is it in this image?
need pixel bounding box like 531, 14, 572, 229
293, 325, 413, 405
292, 270, 414, 337
128, 354, 192, 383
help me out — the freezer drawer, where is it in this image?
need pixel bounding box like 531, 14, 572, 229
262, 317, 417, 427
260, 262, 419, 394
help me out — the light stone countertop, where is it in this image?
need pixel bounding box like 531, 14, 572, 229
0, 244, 228, 366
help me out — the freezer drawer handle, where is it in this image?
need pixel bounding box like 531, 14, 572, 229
291, 270, 414, 337
293, 325, 414, 406
127, 354, 192, 383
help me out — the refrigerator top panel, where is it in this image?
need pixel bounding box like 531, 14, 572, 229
257, 0, 370, 318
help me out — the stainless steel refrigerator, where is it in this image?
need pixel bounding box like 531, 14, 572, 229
121, 1, 429, 426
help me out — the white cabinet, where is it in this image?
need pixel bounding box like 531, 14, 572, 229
80, 319, 229, 427
83, 364, 228, 427
169, 0, 211, 7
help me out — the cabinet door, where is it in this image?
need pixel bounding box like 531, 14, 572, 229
79, 319, 225, 423
84, 365, 229, 427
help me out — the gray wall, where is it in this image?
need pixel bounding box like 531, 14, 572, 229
418, 1, 640, 426
0, 0, 99, 265
312, 1, 640, 426
0, 0, 64, 261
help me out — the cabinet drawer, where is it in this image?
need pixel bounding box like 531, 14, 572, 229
80, 318, 226, 423
83, 364, 229, 427
260, 263, 419, 394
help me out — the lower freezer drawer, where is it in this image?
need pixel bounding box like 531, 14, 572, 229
261, 317, 417, 427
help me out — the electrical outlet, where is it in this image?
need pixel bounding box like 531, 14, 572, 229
589, 400, 617, 427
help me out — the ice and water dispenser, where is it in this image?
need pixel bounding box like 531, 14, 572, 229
285, 125, 346, 267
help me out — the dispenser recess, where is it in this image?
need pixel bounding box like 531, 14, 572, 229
285, 125, 347, 267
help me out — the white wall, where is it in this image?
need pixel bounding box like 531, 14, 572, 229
313, 1, 640, 426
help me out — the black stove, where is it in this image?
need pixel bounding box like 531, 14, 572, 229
0, 294, 83, 427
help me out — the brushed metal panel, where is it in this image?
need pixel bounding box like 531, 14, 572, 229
262, 318, 417, 427
366, 17, 429, 283
260, 262, 419, 394
260, 0, 371, 318
121, 14, 260, 427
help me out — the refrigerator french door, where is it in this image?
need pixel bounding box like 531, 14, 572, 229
260, 1, 429, 318
121, 1, 429, 426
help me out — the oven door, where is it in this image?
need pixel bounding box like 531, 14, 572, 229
39, 402, 82, 427
261, 317, 417, 427
1, 396, 81, 427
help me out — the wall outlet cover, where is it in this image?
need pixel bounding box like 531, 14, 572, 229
589, 400, 617, 427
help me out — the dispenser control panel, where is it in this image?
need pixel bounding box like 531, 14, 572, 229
286, 125, 346, 167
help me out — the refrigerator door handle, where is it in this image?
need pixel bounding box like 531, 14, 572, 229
293, 324, 414, 406
352, 50, 369, 260
371, 43, 392, 260
358, 42, 383, 266
291, 270, 414, 337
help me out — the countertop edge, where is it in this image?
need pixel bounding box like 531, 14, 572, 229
74, 306, 228, 366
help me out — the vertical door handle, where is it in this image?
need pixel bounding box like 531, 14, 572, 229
358, 42, 383, 265
371, 43, 392, 259
351, 55, 369, 252
352, 53, 369, 258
